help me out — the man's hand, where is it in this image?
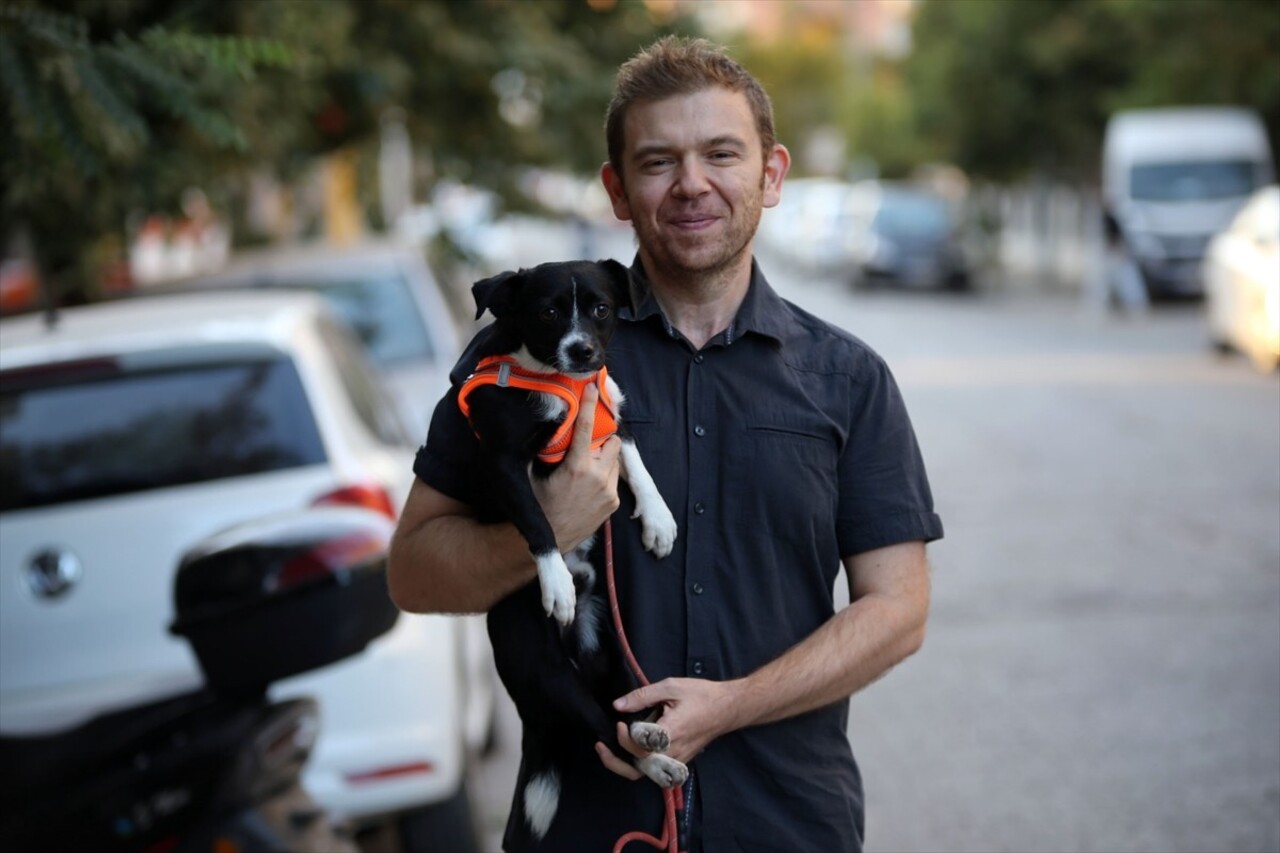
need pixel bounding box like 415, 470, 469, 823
594, 677, 743, 778
534, 383, 621, 554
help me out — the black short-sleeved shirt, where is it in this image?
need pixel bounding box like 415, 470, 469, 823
414, 259, 943, 852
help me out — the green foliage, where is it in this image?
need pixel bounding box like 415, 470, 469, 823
1, 1, 295, 303
1, 4, 292, 179
2, 0, 689, 305
906, 0, 1280, 182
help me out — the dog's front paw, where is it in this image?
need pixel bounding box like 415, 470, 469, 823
535, 553, 576, 626
636, 754, 688, 789
629, 721, 670, 754
634, 499, 677, 558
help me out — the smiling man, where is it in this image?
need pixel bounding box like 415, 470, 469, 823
389, 36, 943, 852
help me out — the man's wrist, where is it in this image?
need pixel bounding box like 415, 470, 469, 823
718, 676, 759, 733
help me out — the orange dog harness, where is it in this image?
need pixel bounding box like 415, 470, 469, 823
457, 355, 619, 464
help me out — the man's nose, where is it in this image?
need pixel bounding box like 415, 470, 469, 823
672, 159, 711, 198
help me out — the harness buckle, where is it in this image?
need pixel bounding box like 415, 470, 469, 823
496, 362, 511, 387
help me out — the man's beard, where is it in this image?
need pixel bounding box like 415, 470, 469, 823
629, 174, 765, 281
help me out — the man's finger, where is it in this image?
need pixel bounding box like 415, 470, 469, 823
595, 740, 643, 780
613, 680, 672, 713
565, 383, 600, 465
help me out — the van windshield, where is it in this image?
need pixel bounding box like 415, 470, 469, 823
1130, 160, 1258, 202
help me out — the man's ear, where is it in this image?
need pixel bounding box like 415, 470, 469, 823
599, 258, 633, 308
600, 162, 632, 222
471, 270, 519, 320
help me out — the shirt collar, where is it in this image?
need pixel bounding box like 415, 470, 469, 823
620, 256, 790, 346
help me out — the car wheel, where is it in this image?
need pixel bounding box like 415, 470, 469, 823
397, 782, 480, 853
945, 271, 972, 292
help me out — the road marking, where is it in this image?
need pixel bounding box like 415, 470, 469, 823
893, 354, 1273, 388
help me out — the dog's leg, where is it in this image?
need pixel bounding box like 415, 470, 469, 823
617, 435, 677, 558
488, 452, 576, 625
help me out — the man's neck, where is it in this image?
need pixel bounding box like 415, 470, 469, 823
644, 253, 753, 350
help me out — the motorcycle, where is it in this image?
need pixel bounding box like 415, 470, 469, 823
0, 506, 401, 852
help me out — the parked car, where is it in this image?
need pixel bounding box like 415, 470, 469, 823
148, 240, 463, 438
1204, 184, 1280, 372
0, 291, 494, 849
842, 181, 972, 291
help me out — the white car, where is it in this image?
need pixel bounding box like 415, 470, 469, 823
153, 240, 463, 438
0, 292, 493, 849
1204, 184, 1280, 372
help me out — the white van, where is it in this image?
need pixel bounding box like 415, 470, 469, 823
1102, 106, 1274, 297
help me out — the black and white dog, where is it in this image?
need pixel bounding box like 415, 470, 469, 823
456, 259, 686, 845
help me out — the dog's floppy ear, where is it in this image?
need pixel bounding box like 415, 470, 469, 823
472, 270, 520, 321
598, 259, 633, 309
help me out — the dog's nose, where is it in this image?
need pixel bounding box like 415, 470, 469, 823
567, 341, 596, 364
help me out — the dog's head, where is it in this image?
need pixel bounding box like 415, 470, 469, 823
472, 260, 632, 375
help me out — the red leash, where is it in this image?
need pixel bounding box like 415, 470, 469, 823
604, 519, 685, 853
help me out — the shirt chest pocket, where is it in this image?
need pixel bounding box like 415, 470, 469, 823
726, 420, 839, 544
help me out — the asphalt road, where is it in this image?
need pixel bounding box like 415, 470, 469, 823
467, 241, 1280, 852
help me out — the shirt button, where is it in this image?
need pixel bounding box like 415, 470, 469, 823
694, 502, 705, 515
693, 425, 706, 437
692, 582, 704, 595
692, 661, 704, 675
694, 354, 704, 364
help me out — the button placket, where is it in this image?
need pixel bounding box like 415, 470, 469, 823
685, 350, 714, 677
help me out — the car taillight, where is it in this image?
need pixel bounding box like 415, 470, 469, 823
276, 530, 388, 590
344, 760, 434, 785
312, 484, 397, 519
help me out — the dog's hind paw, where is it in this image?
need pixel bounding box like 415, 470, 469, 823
629, 721, 670, 753
636, 753, 688, 789
535, 553, 576, 626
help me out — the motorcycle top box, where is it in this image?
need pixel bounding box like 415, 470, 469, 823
169, 507, 401, 693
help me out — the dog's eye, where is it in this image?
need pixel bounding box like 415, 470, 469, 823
592, 304, 611, 320
540, 308, 559, 322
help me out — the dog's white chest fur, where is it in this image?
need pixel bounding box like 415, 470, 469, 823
532, 390, 567, 423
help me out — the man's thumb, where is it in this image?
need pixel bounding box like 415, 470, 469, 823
614, 685, 650, 712
569, 383, 599, 457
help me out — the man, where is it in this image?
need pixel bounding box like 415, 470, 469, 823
389, 36, 943, 852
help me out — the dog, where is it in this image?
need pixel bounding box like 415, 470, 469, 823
456, 259, 687, 846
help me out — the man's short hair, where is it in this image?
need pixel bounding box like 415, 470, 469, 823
605, 35, 778, 179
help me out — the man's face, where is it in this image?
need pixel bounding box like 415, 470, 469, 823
602, 87, 788, 281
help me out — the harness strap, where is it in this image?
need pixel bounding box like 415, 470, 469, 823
457, 355, 619, 463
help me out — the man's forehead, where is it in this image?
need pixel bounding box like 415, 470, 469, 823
623, 88, 756, 148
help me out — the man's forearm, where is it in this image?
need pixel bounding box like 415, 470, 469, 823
605, 547, 930, 770
726, 576, 928, 730
388, 508, 535, 614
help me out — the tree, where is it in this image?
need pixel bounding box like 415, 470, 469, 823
1, 1, 294, 305
2, 0, 693, 305
906, 0, 1280, 183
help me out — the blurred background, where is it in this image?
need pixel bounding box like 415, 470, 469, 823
1, 1, 1277, 852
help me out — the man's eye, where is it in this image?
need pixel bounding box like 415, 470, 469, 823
592, 304, 611, 320
540, 308, 559, 322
